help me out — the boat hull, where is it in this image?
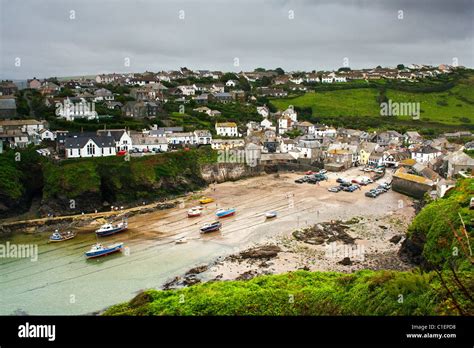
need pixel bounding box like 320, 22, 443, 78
85, 243, 124, 258
215, 209, 235, 218
95, 226, 127, 237
200, 222, 222, 233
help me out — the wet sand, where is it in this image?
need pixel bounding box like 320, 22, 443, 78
0, 169, 415, 314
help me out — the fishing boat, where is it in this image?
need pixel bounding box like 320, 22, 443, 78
265, 211, 277, 219
187, 206, 203, 217
49, 230, 77, 242
95, 219, 128, 237
200, 221, 222, 233
175, 237, 188, 244
215, 208, 235, 218
85, 242, 124, 259
199, 197, 214, 204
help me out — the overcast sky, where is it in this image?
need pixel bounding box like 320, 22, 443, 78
0, 0, 473, 79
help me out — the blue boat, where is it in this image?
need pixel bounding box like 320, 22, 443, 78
215, 208, 236, 218
95, 220, 128, 237
85, 242, 124, 258
200, 221, 222, 233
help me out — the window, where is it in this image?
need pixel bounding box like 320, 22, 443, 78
87, 143, 95, 155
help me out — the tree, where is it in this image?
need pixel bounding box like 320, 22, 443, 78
275, 67, 285, 76
338, 67, 351, 72
238, 77, 251, 92
254, 68, 266, 72
220, 72, 237, 83
397, 64, 405, 70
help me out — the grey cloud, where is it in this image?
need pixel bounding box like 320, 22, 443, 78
0, 0, 472, 79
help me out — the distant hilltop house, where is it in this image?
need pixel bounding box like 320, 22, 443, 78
321, 72, 347, 83
27, 77, 42, 89
215, 122, 239, 137
0, 81, 19, 96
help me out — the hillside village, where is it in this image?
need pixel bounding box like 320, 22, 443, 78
0, 64, 473, 200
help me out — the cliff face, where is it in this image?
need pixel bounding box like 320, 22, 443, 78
200, 163, 262, 183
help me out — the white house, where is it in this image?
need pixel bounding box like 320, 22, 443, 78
130, 133, 168, 152
289, 77, 304, 84
178, 85, 195, 96
215, 122, 239, 137
194, 130, 212, 145
278, 116, 293, 135
166, 132, 196, 145
38, 129, 55, 141
411, 145, 442, 164
96, 129, 132, 152
211, 83, 225, 93
64, 135, 116, 158
257, 106, 270, 118
282, 107, 297, 122
280, 138, 296, 153
260, 118, 273, 129
225, 80, 237, 87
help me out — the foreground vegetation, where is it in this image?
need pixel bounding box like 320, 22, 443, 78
104, 269, 472, 316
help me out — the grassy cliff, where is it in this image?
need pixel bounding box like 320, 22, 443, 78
104, 269, 472, 316
403, 178, 474, 270
40, 147, 217, 215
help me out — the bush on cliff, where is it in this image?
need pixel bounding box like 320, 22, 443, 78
404, 178, 474, 270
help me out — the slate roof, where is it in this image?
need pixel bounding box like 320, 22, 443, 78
65, 135, 115, 149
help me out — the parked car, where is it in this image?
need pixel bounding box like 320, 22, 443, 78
305, 171, 317, 175
295, 178, 305, 184
318, 169, 327, 174
340, 182, 352, 187
328, 186, 341, 192
336, 178, 346, 184
365, 191, 377, 198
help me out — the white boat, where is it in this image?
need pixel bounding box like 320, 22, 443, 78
95, 219, 128, 237
187, 207, 202, 217
265, 211, 277, 219
85, 242, 124, 258
175, 237, 188, 244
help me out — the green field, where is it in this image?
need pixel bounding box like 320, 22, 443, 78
270, 76, 474, 127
